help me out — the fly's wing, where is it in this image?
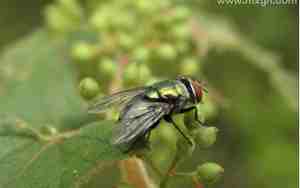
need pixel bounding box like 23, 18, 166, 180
112, 98, 172, 146
87, 87, 146, 114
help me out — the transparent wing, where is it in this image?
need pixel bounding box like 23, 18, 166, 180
87, 87, 146, 114
112, 98, 172, 146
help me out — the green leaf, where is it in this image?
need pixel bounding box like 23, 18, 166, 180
0, 31, 127, 188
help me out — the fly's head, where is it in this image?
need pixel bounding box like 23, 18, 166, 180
177, 76, 207, 104
191, 79, 207, 103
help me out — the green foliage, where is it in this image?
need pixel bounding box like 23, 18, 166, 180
0, 31, 126, 188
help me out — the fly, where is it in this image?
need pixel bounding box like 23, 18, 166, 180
88, 76, 207, 149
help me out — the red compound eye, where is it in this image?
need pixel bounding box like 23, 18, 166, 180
191, 80, 204, 103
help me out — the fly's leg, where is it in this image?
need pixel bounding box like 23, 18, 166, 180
164, 115, 193, 146
180, 106, 205, 126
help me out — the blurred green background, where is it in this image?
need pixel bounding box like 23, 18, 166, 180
0, 0, 298, 188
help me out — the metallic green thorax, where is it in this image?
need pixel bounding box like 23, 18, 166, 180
145, 80, 191, 100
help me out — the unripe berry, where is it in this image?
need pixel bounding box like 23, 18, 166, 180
157, 43, 177, 61
45, 5, 75, 32
98, 58, 117, 76
172, 24, 190, 40
199, 99, 218, 119
79, 77, 100, 100
192, 127, 218, 148
58, 0, 83, 19
124, 63, 152, 85
173, 7, 191, 21
195, 162, 224, 184
174, 134, 195, 164
71, 42, 97, 61
119, 33, 136, 50
180, 57, 199, 75
153, 123, 177, 146
89, 8, 112, 30
132, 47, 150, 62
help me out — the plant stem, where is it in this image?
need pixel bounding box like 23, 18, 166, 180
119, 157, 157, 188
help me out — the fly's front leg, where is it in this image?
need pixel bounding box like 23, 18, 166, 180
180, 106, 205, 126
164, 115, 193, 146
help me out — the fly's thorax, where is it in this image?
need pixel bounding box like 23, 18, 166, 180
145, 80, 191, 101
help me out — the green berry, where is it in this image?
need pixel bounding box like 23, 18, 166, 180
79, 77, 100, 100
58, 0, 83, 19
123, 63, 139, 82
157, 43, 177, 61
183, 110, 200, 131
174, 133, 195, 164
132, 47, 150, 62
173, 6, 191, 21
172, 24, 190, 40
154, 123, 177, 146
176, 41, 189, 53
192, 127, 218, 148
89, 8, 112, 30
195, 162, 224, 184
45, 5, 75, 32
138, 64, 152, 82
136, 0, 159, 13
199, 99, 218, 119
119, 33, 136, 50
98, 58, 117, 76
180, 57, 199, 75
124, 63, 152, 84
71, 42, 97, 61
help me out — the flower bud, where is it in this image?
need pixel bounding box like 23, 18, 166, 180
79, 77, 100, 100
192, 127, 218, 148
195, 162, 224, 184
